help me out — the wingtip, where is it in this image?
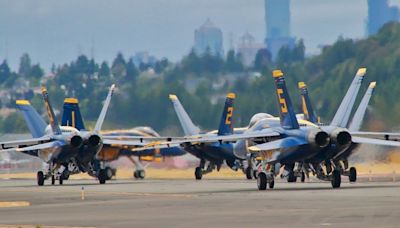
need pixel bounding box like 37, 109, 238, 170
356, 68, 367, 77
110, 84, 116, 90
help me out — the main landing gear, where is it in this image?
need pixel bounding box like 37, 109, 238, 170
127, 156, 146, 180
194, 159, 218, 180
257, 172, 274, 190
98, 166, 114, 184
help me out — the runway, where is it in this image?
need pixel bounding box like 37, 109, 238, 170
0, 178, 399, 228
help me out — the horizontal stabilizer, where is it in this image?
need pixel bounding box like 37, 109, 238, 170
3, 141, 65, 153
352, 136, 400, 147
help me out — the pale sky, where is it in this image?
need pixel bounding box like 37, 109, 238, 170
0, 0, 399, 70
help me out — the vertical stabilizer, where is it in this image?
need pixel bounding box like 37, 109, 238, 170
16, 100, 47, 138
272, 70, 300, 129
94, 84, 115, 132
348, 81, 376, 131
217, 93, 235, 136
61, 98, 86, 131
169, 94, 201, 136
330, 68, 367, 127
298, 82, 318, 123
41, 86, 62, 135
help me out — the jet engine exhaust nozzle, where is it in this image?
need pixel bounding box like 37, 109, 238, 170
70, 135, 83, 148
308, 130, 330, 148
330, 128, 352, 146
88, 134, 102, 147
336, 131, 352, 146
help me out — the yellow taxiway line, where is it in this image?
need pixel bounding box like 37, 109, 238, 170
0, 201, 30, 208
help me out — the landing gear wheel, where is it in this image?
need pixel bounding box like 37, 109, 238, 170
268, 179, 275, 189
331, 170, 341, 188
257, 172, 267, 190
349, 167, 357, 183
51, 175, 55, 185
253, 170, 258, 179
134, 170, 145, 179
301, 172, 306, 183
288, 171, 297, 182
195, 167, 203, 180
245, 167, 253, 180
37, 171, 44, 186
59, 177, 63, 185
105, 167, 113, 180
98, 169, 107, 184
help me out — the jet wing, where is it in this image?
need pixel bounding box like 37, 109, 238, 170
2, 141, 64, 153
129, 129, 281, 152
102, 135, 185, 142
0, 136, 52, 150
102, 139, 151, 147
352, 136, 400, 147
351, 131, 400, 138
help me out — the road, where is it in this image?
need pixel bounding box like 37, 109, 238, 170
0, 178, 399, 227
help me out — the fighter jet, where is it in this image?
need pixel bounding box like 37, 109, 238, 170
296, 69, 400, 188
1, 85, 148, 185
60, 97, 186, 180
167, 93, 248, 179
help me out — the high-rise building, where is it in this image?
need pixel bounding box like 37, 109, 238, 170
367, 0, 400, 36
264, 0, 295, 59
237, 32, 265, 66
194, 19, 224, 56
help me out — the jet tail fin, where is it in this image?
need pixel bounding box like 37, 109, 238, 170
169, 94, 200, 136
61, 98, 86, 131
272, 70, 300, 129
298, 82, 317, 123
348, 82, 376, 131
16, 100, 47, 138
41, 86, 62, 135
94, 84, 115, 132
330, 68, 367, 127
217, 93, 235, 136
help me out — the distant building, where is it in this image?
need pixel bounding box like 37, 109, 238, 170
237, 32, 265, 66
131, 51, 157, 67
367, 0, 400, 36
264, 0, 295, 59
194, 19, 224, 56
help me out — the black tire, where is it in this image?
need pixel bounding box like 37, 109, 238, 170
301, 172, 306, 183
268, 179, 275, 189
105, 167, 113, 180
59, 177, 63, 185
37, 171, 45, 186
195, 167, 203, 180
98, 169, 107, 184
288, 171, 297, 182
349, 167, 357, 183
137, 170, 145, 179
245, 167, 253, 180
51, 175, 55, 185
257, 172, 267, 190
133, 170, 138, 179
331, 170, 341, 188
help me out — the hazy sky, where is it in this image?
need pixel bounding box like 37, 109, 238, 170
0, 0, 399, 70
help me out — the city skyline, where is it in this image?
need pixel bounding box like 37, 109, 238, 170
1, 0, 400, 70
